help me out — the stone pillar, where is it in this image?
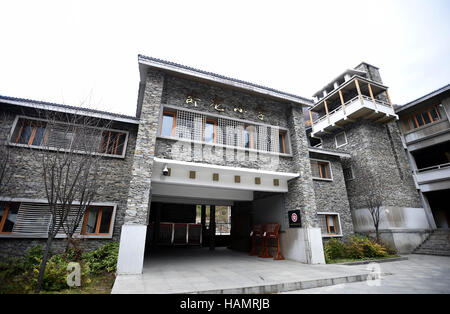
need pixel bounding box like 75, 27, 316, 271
117, 69, 165, 274
281, 104, 325, 264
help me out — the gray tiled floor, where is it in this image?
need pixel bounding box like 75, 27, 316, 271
283, 254, 450, 294
112, 247, 373, 294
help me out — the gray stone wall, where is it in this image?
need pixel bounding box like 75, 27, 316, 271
0, 106, 137, 257
154, 73, 320, 228
284, 105, 319, 228
320, 119, 421, 211
124, 69, 164, 225
310, 153, 354, 236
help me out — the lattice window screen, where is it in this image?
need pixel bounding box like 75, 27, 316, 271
172, 108, 287, 154
176, 110, 204, 141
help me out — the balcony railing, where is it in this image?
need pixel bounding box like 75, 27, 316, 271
416, 162, 450, 173
311, 94, 396, 136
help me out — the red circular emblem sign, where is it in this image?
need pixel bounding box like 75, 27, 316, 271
291, 213, 298, 223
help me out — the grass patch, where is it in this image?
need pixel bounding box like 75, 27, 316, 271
0, 242, 118, 294
0, 271, 115, 294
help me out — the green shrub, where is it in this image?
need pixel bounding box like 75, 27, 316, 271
24, 245, 44, 271
323, 235, 390, 262
346, 235, 388, 259
82, 242, 119, 274
323, 238, 347, 262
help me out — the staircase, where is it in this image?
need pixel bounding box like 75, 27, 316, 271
413, 229, 450, 256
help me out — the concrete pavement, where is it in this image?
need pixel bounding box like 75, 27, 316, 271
283, 254, 450, 294
111, 247, 380, 294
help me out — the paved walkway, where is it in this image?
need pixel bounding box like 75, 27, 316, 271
112, 247, 375, 294
283, 254, 450, 294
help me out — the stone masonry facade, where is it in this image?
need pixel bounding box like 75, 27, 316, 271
0, 105, 138, 257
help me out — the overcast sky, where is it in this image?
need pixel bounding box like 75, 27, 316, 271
0, 0, 449, 116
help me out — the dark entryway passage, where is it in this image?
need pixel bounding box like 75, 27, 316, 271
145, 202, 253, 255
425, 189, 450, 228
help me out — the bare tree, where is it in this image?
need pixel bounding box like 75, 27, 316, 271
0, 113, 14, 196
26, 108, 113, 293
360, 172, 384, 243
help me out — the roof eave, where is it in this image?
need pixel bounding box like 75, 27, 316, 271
396, 84, 450, 114
138, 55, 313, 107
0, 97, 140, 125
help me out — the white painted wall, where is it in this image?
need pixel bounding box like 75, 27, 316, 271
352, 206, 430, 232
279, 227, 325, 264
116, 224, 147, 274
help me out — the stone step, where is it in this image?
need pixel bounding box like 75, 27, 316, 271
412, 229, 450, 256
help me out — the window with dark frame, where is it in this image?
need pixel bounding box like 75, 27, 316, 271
343, 167, 354, 181
81, 206, 113, 235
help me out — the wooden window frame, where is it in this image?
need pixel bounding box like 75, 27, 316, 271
0, 203, 12, 234
317, 161, 330, 179
99, 131, 125, 155
325, 214, 338, 235
279, 132, 286, 153
242, 125, 254, 149
15, 120, 47, 145
161, 111, 176, 137
81, 207, 113, 236
405, 106, 442, 131
203, 119, 217, 143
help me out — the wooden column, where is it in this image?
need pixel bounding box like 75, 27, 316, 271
368, 83, 377, 109
324, 100, 330, 124
355, 78, 364, 105
201, 205, 206, 247
209, 205, 216, 251
309, 110, 314, 129
385, 89, 395, 110
338, 90, 346, 115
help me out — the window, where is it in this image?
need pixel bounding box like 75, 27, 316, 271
335, 131, 347, 148
161, 111, 176, 137
204, 119, 217, 143
310, 159, 332, 180
243, 125, 254, 149
15, 119, 47, 146
99, 131, 126, 155
343, 166, 354, 181
318, 213, 341, 236
403, 106, 442, 131
279, 132, 286, 153
11, 116, 128, 157
82, 206, 113, 235
0, 202, 20, 233
158, 107, 290, 154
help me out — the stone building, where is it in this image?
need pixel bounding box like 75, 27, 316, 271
395, 84, 450, 255
0, 56, 439, 274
